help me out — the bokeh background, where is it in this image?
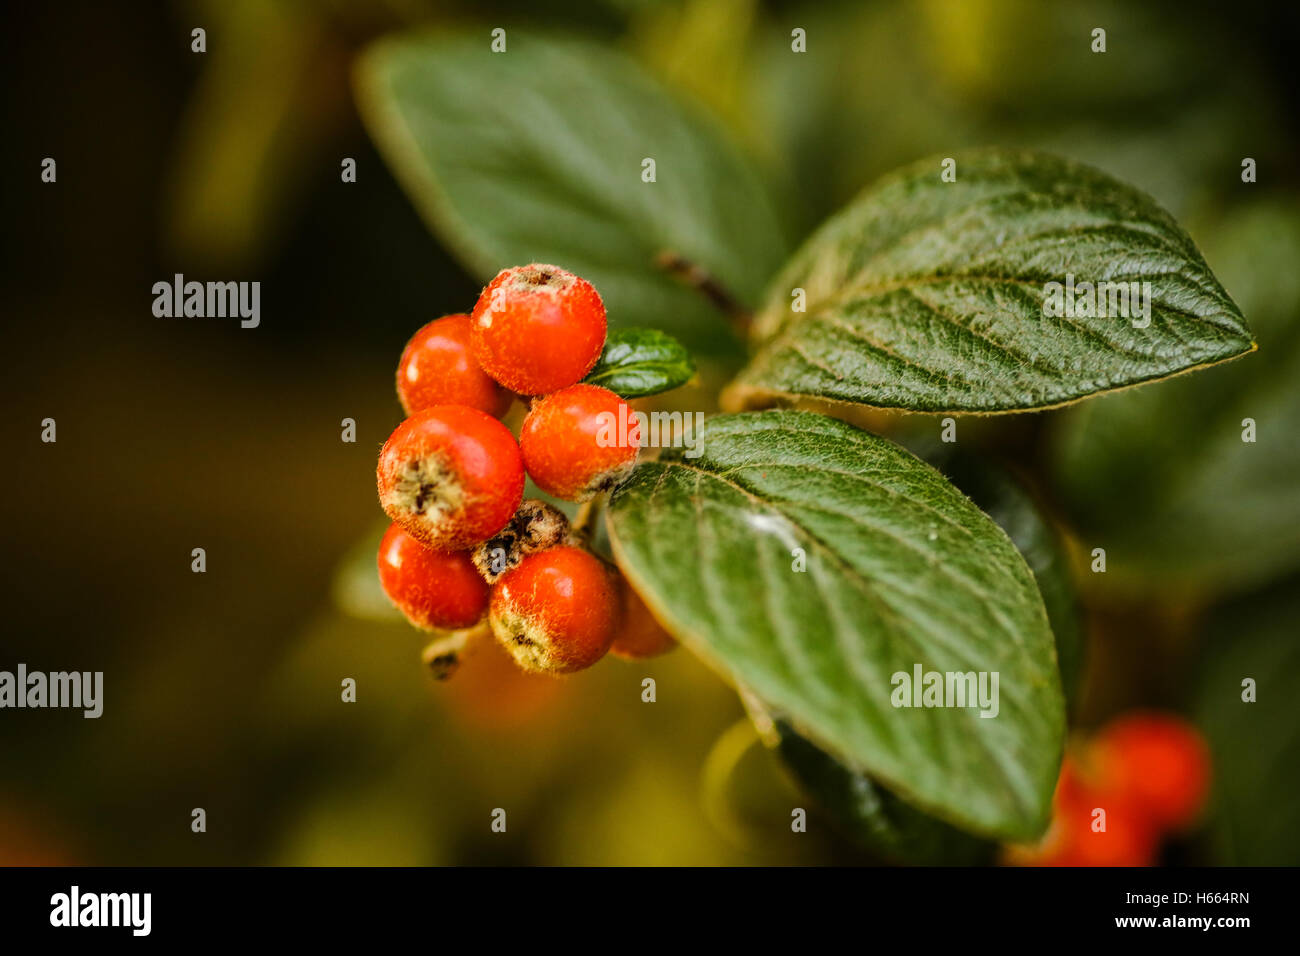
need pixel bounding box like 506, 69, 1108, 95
2, 0, 1298, 865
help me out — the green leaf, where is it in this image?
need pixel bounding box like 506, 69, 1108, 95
355, 30, 788, 355
916, 445, 1084, 710
606, 410, 1065, 839
583, 328, 695, 397
1196, 578, 1300, 865
725, 149, 1254, 413
774, 721, 993, 864
1051, 198, 1300, 594
769, 446, 1081, 861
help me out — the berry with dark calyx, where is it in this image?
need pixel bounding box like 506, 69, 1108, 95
610, 579, 677, 660
489, 545, 620, 675
470, 264, 606, 395
396, 313, 514, 418
377, 405, 524, 550
377, 523, 489, 631
520, 384, 640, 501
471, 498, 574, 584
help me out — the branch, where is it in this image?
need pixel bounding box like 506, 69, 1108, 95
655, 250, 753, 337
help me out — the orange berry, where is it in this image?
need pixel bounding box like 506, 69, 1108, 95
489, 546, 620, 675
396, 314, 514, 418
610, 579, 677, 659
520, 384, 640, 501
1092, 712, 1211, 832
470, 264, 606, 395
1006, 754, 1159, 867
377, 523, 488, 631
1059, 794, 1159, 867
377, 405, 525, 550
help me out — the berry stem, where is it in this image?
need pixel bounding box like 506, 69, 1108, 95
571, 496, 604, 540
421, 627, 480, 681
655, 250, 753, 336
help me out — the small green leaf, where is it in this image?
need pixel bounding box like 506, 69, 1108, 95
606, 410, 1064, 840
726, 149, 1254, 413
583, 328, 695, 397
355, 30, 788, 355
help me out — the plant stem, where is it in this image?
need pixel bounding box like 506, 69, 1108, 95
655, 250, 753, 336
571, 496, 604, 540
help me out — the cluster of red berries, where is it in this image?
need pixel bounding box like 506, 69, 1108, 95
374, 264, 674, 674
1007, 712, 1211, 866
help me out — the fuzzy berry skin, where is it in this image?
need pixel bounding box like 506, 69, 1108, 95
396, 314, 514, 419
489, 546, 620, 675
520, 384, 640, 501
470, 264, 606, 395
377, 405, 525, 550
610, 579, 677, 660
1092, 712, 1211, 831
377, 523, 489, 631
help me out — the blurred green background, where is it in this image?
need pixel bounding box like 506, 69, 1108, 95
2, 0, 1298, 865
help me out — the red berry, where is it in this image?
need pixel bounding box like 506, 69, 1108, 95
489, 545, 620, 674
520, 384, 640, 501
470, 264, 606, 395
1058, 758, 1159, 866
377, 523, 488, 631
1005, 754, 1159, 867
396, 313, 514, 418
1092, 712, 1211, 831
377, 405, 525, 550
1056, 795, 1158, 867
610, 579, 677, 660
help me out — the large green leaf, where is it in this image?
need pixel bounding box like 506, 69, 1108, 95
769, 448, 1081, 862
915, 445, 1084, 709
355, 30, 787, 355
1051, 199, 1300, 594
725, 149, 1254, 413
606, 410, 1064, 839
